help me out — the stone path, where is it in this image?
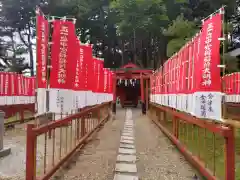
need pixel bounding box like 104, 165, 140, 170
58, 108, 126, 180
114, 108, 138, 180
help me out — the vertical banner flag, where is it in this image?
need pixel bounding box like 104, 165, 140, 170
194, 12, 222, 120
73, 41, 87, 109
49, 20, 76, 113
0, 72, 4, 105
72, 39, 81, 110
103, 68, 108, 102
10, 73, 16, 104
4, 73, 9, 105
36, 10, 49, 115
83, 44, 94, 106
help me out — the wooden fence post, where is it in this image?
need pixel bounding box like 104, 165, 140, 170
225, 127, 235, 180
26, 124, 37, 180
81, 117, 85, 137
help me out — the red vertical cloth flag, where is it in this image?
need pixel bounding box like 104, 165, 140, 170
98, 59, 104, 103
91, 57, 99, 105
50, 20, 76, 89
74, 41, 86, 91
192, 35, 200, 92
0, 72, 5, 105
10, 73, 16, 104
7, 73, 14, 104
85, 44, 95, 106
72, 39, 83, 109
36, 13, 49, 88
92, 58, 98, 93
103, 68, 108, 102
182, 45, 189, 95
194, 12, 222, 121
14, 74, 19, 104
17, 74, 23, 104
107, 70, 113, 101
49, 20, 76, 113
28, 77, 35, 103
83, 44, 93, 92
4, 73, 10, 105
195, 13, 222, 92
237, 73, 240, 102
36, 11, 48, 114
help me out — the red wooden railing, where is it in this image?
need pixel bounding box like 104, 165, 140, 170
25, 102, 111, 180
149, 103, 235, 180
0, 104, 35, 120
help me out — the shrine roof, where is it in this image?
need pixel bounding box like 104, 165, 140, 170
112, 63, 153, 75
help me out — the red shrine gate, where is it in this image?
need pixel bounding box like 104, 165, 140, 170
111, 63, 153, 114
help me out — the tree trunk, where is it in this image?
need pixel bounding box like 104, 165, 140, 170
27, 25, 34, 76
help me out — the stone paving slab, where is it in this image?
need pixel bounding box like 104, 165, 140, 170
114, 174, 139, 180
117, 154, 136, 163
115, 163, 137, 173
119, 148, 136, 155
122, 133, 133, 137
119, 144, 135, 149
121, 136, 134, 140
120, 139, 134, 144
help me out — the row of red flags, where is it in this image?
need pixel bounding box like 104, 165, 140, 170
36, 10, 113, 114
37, 15, 113, 94
149, 10, 223, 121
0, 72, 35, 105
222, 72, 240, 94
222, 72, 240, 103
150, 12, 222, 95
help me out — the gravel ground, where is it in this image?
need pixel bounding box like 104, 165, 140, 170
0, 120, 34, 180
0, 116, 101, 180
133, 108, 201, 180
55, 108, 125, 180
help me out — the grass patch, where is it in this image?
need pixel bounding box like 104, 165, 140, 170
162, 117, 240, 180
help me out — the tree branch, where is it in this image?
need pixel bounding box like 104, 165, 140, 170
18, 30, 29, 47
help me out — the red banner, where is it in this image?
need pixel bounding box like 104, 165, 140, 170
28, 77, 35, 96
108, 70, 113, 94
196, 13, 222, 91
103, 68, 108, 93
81, 44, 93, 91
0, 72, 4, 96
10, 73, 16, 96
17, 74, 23, 97
97, 58, 104, 94
192, 34, 200, 92
4, 73, 9, 96
36, 14, 49, 88
50, 20, 76, 89
73, 40, 85, 91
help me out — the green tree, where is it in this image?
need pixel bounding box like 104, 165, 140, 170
0, 0, 48, 75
